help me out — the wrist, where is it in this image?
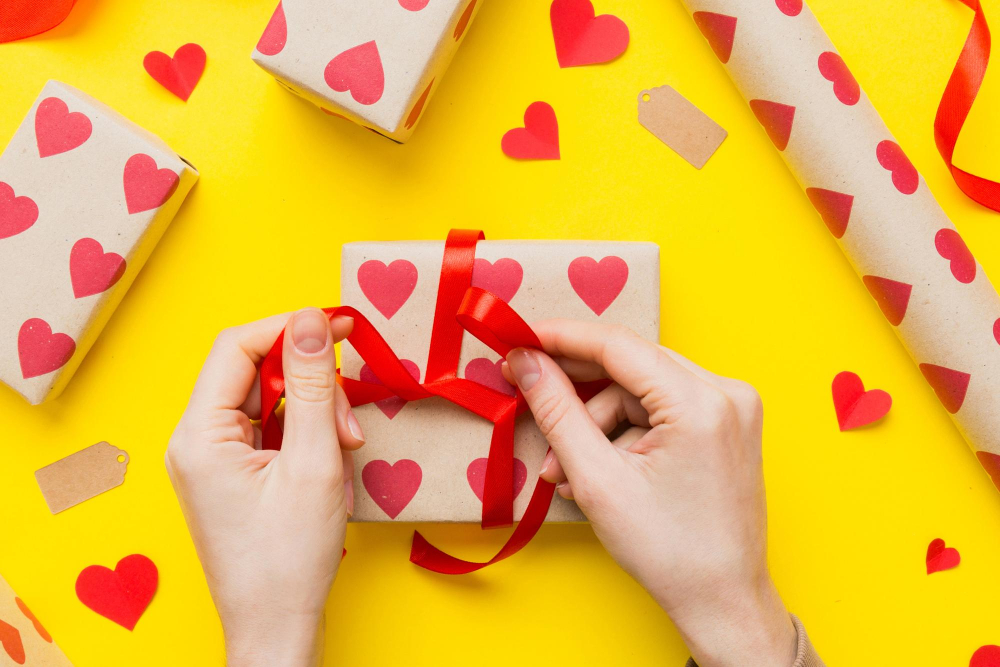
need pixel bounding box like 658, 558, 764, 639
223, 609, 324, 667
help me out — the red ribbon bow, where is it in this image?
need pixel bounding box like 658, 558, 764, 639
259, 229, 606, 574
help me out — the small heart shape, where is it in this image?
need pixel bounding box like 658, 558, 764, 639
18, 318, 75, 380
123, 154, 179, 215
15, 598, 51, 643
143, 43, 206, 101
467, 457, 528, 502
977, 451, 1000, 492
568, 256, 628, 315
993, 318, 1000, 346
876, 140, 918, 195
399, 0, 430, 10
71, 238, 126, 299
34, 97, 92, 158
550, 0, 629, 68
0, 618, 24, 664
501, 102, 560, 160
404, 79, 434, 130
862, 275, 912, 327
926, 538, 960, 574
472, 258, 523, 303
75, 554, 158, 631
360, 360, 420, 419
919, 363, 971, 414
465, 358, 515, 397
971, 645, 1000, 667
324, 41, 385, 106
775, 0, 803, 16
362, 459, 422, 519
256, 2, 287, 56
806, 187, 853, 239
357, 259, 418, 319
749, 99, 795, 151
831, 371, 891, 431
935, 228, 976, 284
818, 52, 859, 106
454, 0, 478, 40
692, 12, 737, 64
0, 182, 39, 240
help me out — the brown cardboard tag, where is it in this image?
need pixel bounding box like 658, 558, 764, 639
35, 442, 128, 514
638, 84, 727, 169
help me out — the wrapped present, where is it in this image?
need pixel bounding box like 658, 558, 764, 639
0, 81, 198, 405
0, 573, 71, 666
251, 0, 482, 142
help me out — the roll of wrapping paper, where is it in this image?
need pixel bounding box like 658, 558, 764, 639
680, 0, 1000, 483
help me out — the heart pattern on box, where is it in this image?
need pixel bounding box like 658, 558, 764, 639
818, 52, 859, 106
472, 258, 523, 303
925, 538, 960, 574
70, 238, 126, 299
257, 2, 287, 56
919, 363, 971, 414
749, 99, 795, 151
325, 41, 385, 106
454, 0, 478, 40
693, 11, 737, 64
467, 457, 528, 502
831, 371, 891, 431
399, 0, 429, 10
550, 0, 630, 68
123, 154, 179, 215
806, 187, 853, 239
876, 140, 918, 195
18, 318, 75, 379
0, 182, 38, 240
362, 459, 422, 518
358, 259, 418, 319
361, 360, 420, 419
465, 357, 515, 397
502, 102, 560, 160
15, 598, 51, 643
775, 0, 802, 16
862, 276, 912, 327
75, 554, 158, 631
994, 318, 1000, 346
568, 256, 628, 315
935, 229, 976, 284
404, 79, 434, 130
34, 97, 92, 158
143, 43, 206, 101
0, 618, 24, 665
976, 450, 1000, 491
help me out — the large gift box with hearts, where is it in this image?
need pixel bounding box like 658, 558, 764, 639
251, 0, 481, 142
0, 81, 198, 405
0, 573, 72, 665
339, 239, 660, 522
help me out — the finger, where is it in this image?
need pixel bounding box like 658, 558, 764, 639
342, 449, 355, 518
336, 383, 366, 451
556, 426, 649, 499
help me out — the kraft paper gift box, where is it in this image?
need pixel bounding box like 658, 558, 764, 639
0, 81, 198, 405
0, 573, 72, 666
251, 0, 482, 142
340, 240, 660, 522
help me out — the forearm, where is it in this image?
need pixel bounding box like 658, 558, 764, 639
224, 611, 325, 667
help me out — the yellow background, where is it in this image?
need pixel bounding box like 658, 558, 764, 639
2, 0, 1000, 664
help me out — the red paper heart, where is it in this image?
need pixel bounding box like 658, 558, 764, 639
971, 645, 1000, 667
568, 256, 628, 315
75, 554, 158, 631
71, 238, 126, 299
472, 258, 523, 303
256, 2, 287, 56
0, 182, 38, 240
123, 154, 179, 215
0, 618, 24, 665
15, 598, 51, 643
877, 140, 918, 195
550, 0, 629, 68
361, 360, 420, 419
404, 79, 434, 130
357, 259, 418, 319
935, 229, 976, 284
976, 451, 1000, 491
502, 102, 560, 160
465, 358, 515, 397
818, 52, 859, 106
467, 457, 528, 502
775, 0, 803, 16
18, 318, 75, 379
454, 0, 478, 40
831, 371, 891, 431
919, 363, 971, 414
806, 187, 853, 238
362, 459, 422, 519
399, 0, 429, 10
34, 97, 92, 158
749, 100, 795, 151
862, 275, 912, 327
692, 11, 737, 64
324, 41, 385, 106
926, 538, 960, 574
143, 43, 206, 101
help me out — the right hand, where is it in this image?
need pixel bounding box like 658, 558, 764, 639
503, 320, 797, 667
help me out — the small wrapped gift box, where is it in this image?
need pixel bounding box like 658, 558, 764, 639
251, 0, 482, 142
0, 573, 72, 665
0, 81, 198, 405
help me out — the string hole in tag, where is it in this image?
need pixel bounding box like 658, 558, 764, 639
641, 92, 651, 102
117, 455, 126, 463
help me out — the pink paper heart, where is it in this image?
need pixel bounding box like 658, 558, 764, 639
550, 0, 630, 68
357, 259, 418, 319
123, 154, 179, 215
831, 371, 891, 431
362, 459, 422, 519
34, 97, 92, 158
501, 102, 560, 160
360, 360, 420, 419
568, 256, 628, 315
467, 457, 528, 502
465, 357, 515, 397
324, 41, 385, 106
18, 318, 75, 379
471, 258, 523, 303
925, 538, 960, 574
0, 182, 39, 240
70, 238, 126, 299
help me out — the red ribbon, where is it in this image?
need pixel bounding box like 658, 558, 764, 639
935, 0, 1000, 212
0, 0, 77, 43
259, 230, 606, 574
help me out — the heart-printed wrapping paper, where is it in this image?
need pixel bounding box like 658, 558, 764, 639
251, 0, 482, 142
0, 573, 71, 666
682, 3, 1000, 467
340, 240, 660, 522
0, 81, 198, 404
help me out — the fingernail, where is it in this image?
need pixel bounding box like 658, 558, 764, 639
556, 481, 573, 500
344, 479, 354, 517
506, 348, 541, 391
539, 450, 554, 476
291, 309, 329, 354
347, 410, 365, 442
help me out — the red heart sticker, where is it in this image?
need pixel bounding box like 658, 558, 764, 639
775, 0, 803, 16
0, 618, 24, 665
143, 43, 206, 101
876, 140, 918, 195
806, 187, 853, 239
465, 358, 515, 397
935, 228, 976, 284
256, 2, 287, 56
15, 598, 51, 643
919, 363, 971, 414
361, 460, 422, 519
926, 538, 960, 574
472, 258, 523, 303
18, 318, 75, 379
0, 182, 39, 240
71, 238, 126, 299
831, 371, 891, 431
123, 154, 179, 215
75, 554, 158, 631
361, 360, 420, 419
818, 52, 860, 106
324, 41, 385, 106
502, 102, 560, 160
749, 99, 795, 151
34, 97, 92, 158
971, 646, 1000, 667
693, 12, 737, 64
550, 0, 629, 68
862, 275, 912, 327
454, 0, 478, 40
568, 256, 628, 315
404, 79, 434, 130
467, 457, 528, 502
357, 259, 417, 319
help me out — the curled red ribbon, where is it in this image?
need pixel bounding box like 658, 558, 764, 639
0, 0, 77, 43
259, 229, 606, 574
935, 0, 1000, 212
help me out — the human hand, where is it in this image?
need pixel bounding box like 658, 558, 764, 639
166, 309, 364, 666
503, 320, 797, 667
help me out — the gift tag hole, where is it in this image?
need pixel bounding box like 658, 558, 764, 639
641, 93, 651, 102
117, 455, 126, 463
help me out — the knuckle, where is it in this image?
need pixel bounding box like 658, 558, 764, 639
532, 390, 573, 440
694, 387, 738, 433
286, 366, 337, 403
211, 327, 239, 353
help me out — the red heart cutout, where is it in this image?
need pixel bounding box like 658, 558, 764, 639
818, 52, 860, 106
18, 318, 75, 380
123, 154, 179, 215
357, 259, 418, 319
876, 140, 918, 195
692, 12, 737, 64
502, 102, 560, 160
404, 79, 434, 131
831, 371, 891, 431
256, 2, 287, 56
71, 238, 126, 299
75, 554, 158, 631
919, 363, 971, 414
362, 459, 422, 519
977, 451, 1000, 492
399, 0, 429, 10
467, 457, 528, 502
550, 0, 629, 68
568, 256, 628, 315
143, 43, 206, 101
862, 275, 912, 327
0, 618, 24, 665
775, 0, 803, 16
361, 360, 420, 419
465, 358, 515, 397
324, 41, 385, 106
15, 598, 51, 643
0, 182, 38, 240
926, 538, 960, 574
935, 228, 976, 284
971, 645, 1000, 667
472, 258, 523, 303
454, 0, 478, 40
806, 187, 853, 239
34, 97, 92, 158
749, 99, 795, 151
